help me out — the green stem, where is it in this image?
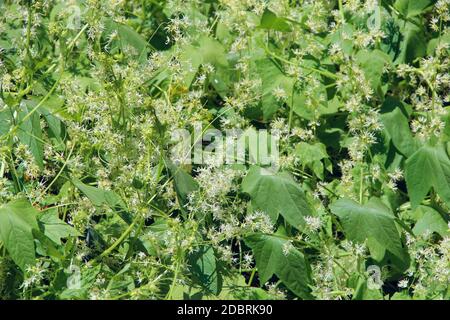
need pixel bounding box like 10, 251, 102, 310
166, 262, 181, 300
338, 0, 345, 23
288, 81, 296, 131
248, 268, 257, 286
26, 3, 32, 62
97, 215, 141, 260
359, 166, 364, 204
7, 150, 21, 192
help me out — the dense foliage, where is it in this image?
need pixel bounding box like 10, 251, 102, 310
0, 0, 449, 300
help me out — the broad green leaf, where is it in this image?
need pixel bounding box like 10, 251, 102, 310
40, 108, 67, 147
103, 19, 149, 63
105, 264, 135, 296
0, 109, 12, 135
140, 219, 168, 256
394, 0, 436, 18
405, 144, 450, 208
412, 206, 449, 237
395, 21, 427, 64
379, 10, 402, 60
42, 181, 71, 206
72, 178, 132, 224
218, 274, 272, 300
356, 49, 391, 93
327, 24, 355, 56
242, 166, 313, 229
0, 199, 39, 271
292, 79, 336, 121
330, 198, 409, 269
259, 9, 292, 32
188, 246, 222, 295
33, 228, 64, 260
245, 233, 312, 299
17, 104, 44, 169
80, 264, 102, 288
179, 36, 229, 88
72, 178, 123, 207
427, 33, 450, 55
380, 97, 419, 157
295, 142, 328, 163
390, 292, 412, 300
167, 161, 198, 204
0, 256, 22, 299
38, 209, 79, 245
295, 142, 329, 179
255, 58, 293, 120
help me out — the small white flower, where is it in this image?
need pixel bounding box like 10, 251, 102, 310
282, 241, 294, 256
398, 279, 409, 289
273, 87, 288, 101
304, 216, 322, 232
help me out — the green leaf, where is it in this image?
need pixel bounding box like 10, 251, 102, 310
245, 233, 312, 299
40, 108, 67, 147
328, 24, 355, 56
0, 199, 39, 271
395, 21, 427, 64
72, 178, 132, 224
218, 274, 272, 300
0, 109, 12, 135
330, 198, 409, 269
427, 33, 450, 55
33, 229, 64, 261
17, 104, 44, 169
0, 256, 22, 299
394, 0, 436, 18
390, 291, 412, 300
412, 206, 449, 237
140, 219, 168, 256
356, 49, 391, 93
405, 144, 450, 208
188, 246, 222, 295
167, 161, 198, 204
38, 209, 79, 245
255, 58, 293, 120
179, 36, 229, 88
295, 142, 328, 163
259, 9, 292, 32
380, 97, 419, 157
292, 79, 337, 121
103, 19, 149, 63
242, 166, 313, 229
295, 142, 329, 179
